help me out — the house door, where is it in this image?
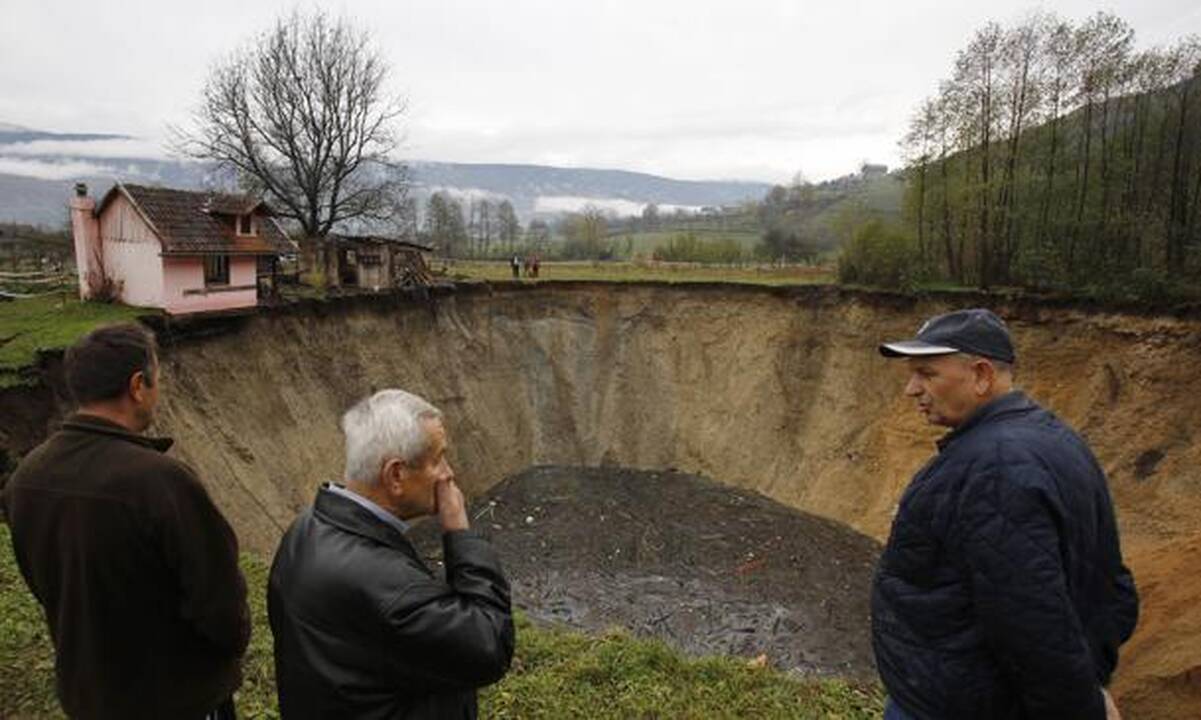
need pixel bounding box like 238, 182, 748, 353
338, 248, 357, 286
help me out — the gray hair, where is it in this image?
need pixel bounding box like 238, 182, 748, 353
341, 389, 443, 485
956, 352, 1016, 377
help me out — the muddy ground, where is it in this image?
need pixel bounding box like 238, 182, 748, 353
411, 465, 881, 679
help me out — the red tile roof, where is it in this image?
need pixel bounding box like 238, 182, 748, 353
98, 183, 295, 256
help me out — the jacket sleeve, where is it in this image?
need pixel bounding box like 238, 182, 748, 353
152, 462, 251, 657
1112, 564, 1139, 646
1091, 561, 1139, 684
381, 529, 515, 693
954, 459, 1105, 720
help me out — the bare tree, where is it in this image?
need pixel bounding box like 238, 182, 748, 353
1069, 13, 1134, 270
641, 202, 660, 231
497, 200, 521, 253
1165, 37, 1201, 271
952, 22, 1004, 286
175, 10, 407, 239
477, 199, 495, 256
995, 14, 1050, 281
425, 192, 468, 259
1037, 18, 1078, 248
901, 97, 938, 269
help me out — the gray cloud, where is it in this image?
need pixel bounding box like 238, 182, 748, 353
2, 0, 1197, 183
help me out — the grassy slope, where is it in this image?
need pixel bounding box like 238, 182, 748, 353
0, 295, 152, 386
0, 524, 883, 719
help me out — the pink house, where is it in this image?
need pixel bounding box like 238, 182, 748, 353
70, 182, 295, 314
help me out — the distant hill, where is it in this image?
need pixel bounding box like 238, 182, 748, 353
753, 170, 905, 252
0, 127, 132, 145
411, 161, 772, 213
0, 125, 773, 228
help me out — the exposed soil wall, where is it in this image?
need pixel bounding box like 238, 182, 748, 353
3, 283, 1200, 717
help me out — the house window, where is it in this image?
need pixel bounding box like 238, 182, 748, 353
237, 214, 255, 236
204, 254, 230, 285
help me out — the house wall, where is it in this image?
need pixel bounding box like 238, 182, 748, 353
357, 262, 388, 289
69, 196, 101, 300
98, 194, 163, 308
162, 255, 259, 314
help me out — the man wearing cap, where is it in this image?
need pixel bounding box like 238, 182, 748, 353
872, 308, 1138, 720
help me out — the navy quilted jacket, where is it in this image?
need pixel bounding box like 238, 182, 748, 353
872, 392, 1138, 720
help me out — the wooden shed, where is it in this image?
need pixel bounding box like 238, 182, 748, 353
327, 234, 435, 290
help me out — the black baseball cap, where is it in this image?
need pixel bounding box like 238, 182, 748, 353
879, 308, 1015, 363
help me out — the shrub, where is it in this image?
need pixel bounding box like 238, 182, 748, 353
837, 220, 922, 290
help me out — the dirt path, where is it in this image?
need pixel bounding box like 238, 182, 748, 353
411, 466, 881, 679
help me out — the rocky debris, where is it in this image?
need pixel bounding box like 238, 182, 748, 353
411, 465, 880, 679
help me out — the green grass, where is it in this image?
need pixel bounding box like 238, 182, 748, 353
446, 260, 835, 287
1, 524, 883, 719
0, 526, 59, 718
0, 294, 153, 386
610, 229, 765, 255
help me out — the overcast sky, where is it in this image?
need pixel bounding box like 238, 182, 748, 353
2, 0, 1198, 183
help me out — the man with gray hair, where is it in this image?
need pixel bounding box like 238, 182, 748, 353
267, 389, 514, 719
872, 309, 1137, 720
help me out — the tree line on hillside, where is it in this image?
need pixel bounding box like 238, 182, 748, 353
869, 12, 1201, 299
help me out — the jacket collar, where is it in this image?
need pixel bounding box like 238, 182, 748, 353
60, 412, 174, 453
313, 484, 425, 563
936, 390, 1036, 452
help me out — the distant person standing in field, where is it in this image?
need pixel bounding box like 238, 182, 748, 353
268, 389, 514, 719
872, 309, 1137, 720
510, 254, 521, 278
2, 323, 250, 720
531, 254, 540, 278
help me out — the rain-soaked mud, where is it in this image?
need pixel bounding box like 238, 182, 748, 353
411, 465, 881, 679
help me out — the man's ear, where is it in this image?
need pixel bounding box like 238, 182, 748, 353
129, 370, 148, 403
972, 359, 997, 395
381, 458, 407, 496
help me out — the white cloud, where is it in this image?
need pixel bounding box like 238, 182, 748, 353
0, 157, 115, 181
0, 137, 170, 160
421, 185, 508, 203
534, 196, 701, 218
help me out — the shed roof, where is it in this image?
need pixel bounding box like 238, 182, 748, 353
329, 233, 433, 252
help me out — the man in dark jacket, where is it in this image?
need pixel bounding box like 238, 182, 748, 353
2, 323, 250, 719
268, 388, 514, 719
873, 308, 1138, 720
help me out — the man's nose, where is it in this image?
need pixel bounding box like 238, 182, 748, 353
904, 375, 922, 397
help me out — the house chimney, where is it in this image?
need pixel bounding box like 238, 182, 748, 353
69, 185, 101, 300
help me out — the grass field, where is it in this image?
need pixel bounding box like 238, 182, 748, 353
0, 294, 153, 386
0, 524, 884, 719
445, 260, 835, 286
607, 228, 764, 256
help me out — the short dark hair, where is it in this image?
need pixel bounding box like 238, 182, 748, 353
64, 323, 158, 405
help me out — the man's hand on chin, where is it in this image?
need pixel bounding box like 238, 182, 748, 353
436, 479, 469, 532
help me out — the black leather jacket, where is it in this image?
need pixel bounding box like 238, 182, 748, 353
267, 486, 514, 719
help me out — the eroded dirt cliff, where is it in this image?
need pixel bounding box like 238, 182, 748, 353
3, 283, 1199, 717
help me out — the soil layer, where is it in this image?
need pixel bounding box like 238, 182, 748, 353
411, 465, 880, 680
3, 284, 1199, 717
